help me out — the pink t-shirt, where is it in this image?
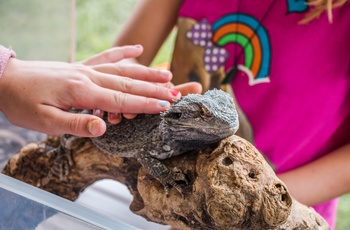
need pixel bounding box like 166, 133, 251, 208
177, 0, 350, 228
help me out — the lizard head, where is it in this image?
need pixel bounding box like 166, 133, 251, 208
160, 89, 239, 150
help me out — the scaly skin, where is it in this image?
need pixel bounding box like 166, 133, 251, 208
50, 89, 239, 196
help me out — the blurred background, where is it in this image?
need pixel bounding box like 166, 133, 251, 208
0, 0, 349, 229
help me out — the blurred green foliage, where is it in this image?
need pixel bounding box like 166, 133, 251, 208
76, 0, 136, 61
336, 193, 350, 229
76, 0, 175, 66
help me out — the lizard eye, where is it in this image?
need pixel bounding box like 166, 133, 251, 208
168, 112, 182, 119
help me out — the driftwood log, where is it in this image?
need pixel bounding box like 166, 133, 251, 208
2, 135, 329, 230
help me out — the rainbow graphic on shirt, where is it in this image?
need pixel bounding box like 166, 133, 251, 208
212, 13, 271, 85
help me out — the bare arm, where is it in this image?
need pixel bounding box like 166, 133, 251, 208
278, 143, 350, 206
114, 0, 184, 66
0, 46, 180, 137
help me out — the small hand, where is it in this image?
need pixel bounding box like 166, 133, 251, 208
86, 49, 202, 124
0, 45, 182, 137
93, 81, 203, 124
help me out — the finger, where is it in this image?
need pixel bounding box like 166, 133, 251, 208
108, 93, 171, 114
86, 89, 172, 114
173, 82, 203, 96
108, 113, 122, 124
123, 113, 137, 119
40, 106, 107, 137
91, 75, 181, 101
91, 63, 173, 83
95, 110, 124, 124
93, 109, 105, 118
81, 45, 144, 66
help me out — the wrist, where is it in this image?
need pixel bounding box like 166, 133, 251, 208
0, 58, 20, 114
0, 45, 16, 78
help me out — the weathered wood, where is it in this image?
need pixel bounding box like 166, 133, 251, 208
2, 135, 329, 229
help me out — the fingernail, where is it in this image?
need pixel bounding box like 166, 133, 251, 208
134, 44, 142, 49
170, 89, 180, 96
109, 113, 121, 120
88, 119, 100, 136
159, 100, 170, 107
160, 70, 170, 76
93, 109, 103, 118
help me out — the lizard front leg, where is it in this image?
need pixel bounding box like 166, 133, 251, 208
45, 134, 77, 183
137, 153, 188, 197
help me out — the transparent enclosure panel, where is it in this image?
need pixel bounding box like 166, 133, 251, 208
0, 174, 137, 230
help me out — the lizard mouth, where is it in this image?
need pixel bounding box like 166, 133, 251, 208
179, 121, 238, 132
172, 125, 237, 139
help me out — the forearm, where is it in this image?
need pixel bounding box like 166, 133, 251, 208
278, 143, 350, 206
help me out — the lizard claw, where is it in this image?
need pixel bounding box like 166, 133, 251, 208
44, 135, 75, 184
171, 167, 189, 185
138, 155, 188, 197
45, 146, 74, 184
164, 167, 188, 198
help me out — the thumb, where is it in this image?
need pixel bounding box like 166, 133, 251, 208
45, 108, 107, 137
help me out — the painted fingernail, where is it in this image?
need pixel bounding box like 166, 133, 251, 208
134, 44, 142, 49
159, 100, 170, 107
88, 119, 100, 136
109, 113, 121, 120
93, 109, 103, 118
170, 89, 180, 96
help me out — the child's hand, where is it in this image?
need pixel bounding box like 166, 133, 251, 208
0, 45, 181, 137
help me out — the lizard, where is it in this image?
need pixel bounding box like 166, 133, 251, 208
47, 89, 239, 196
